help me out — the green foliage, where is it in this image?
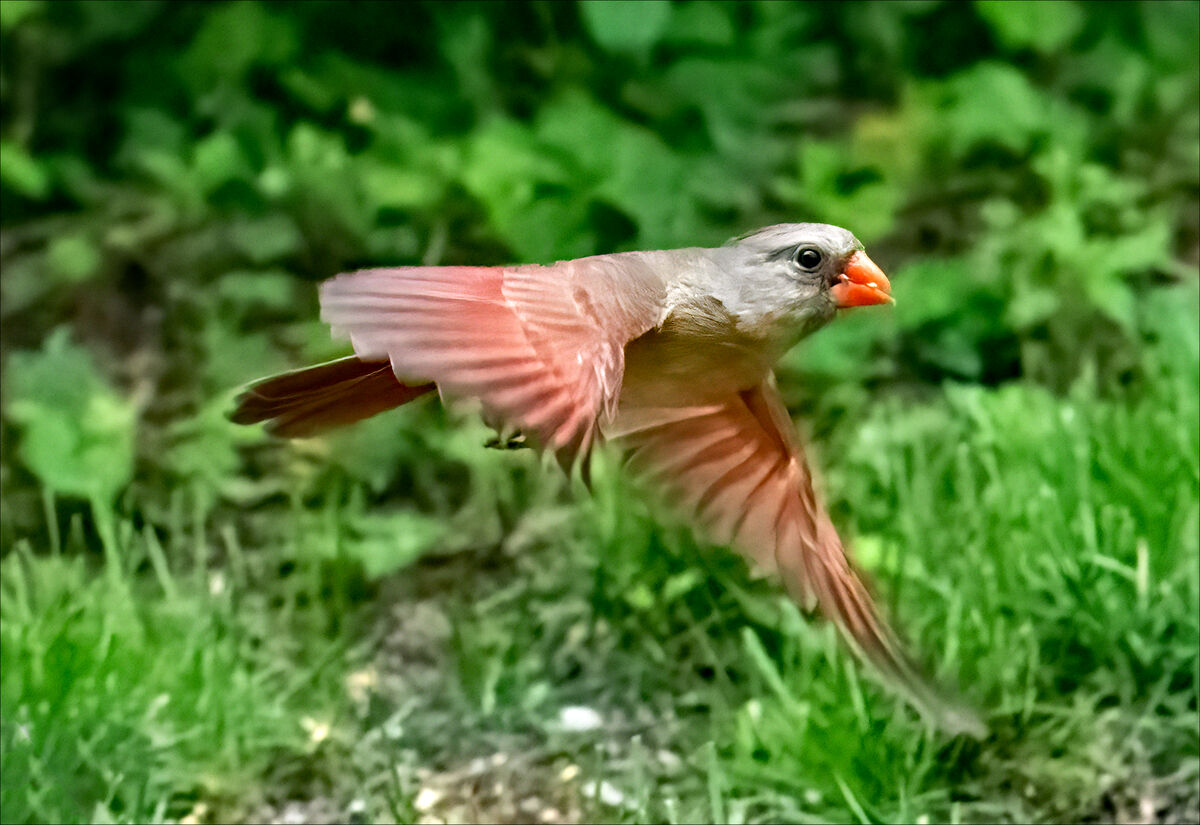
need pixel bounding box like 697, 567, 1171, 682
0, 139, 49, 199
580, 0, 672, 53
3, 0, 1193, 385
975, 0, 1084, 53
3, 329, 136, 504
1, 1, 1197, 823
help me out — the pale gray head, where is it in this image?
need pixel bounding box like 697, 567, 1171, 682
706, 223, 886, 341
732, 222, 865, 297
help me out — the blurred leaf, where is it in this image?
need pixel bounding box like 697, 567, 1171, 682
935, 62, 1070, 155
118, 108, 188, 160
1140, 1, 1200, 72
975, 1, 1084, 53
921, 327, 985, 379
338, 510, 447, 580
163, 396, 267, 505
661, 569, 704, 604
1079, 275, 1136, 333
1005, 283, 1060, 329
0, 256, 50, 316
787, 140, 900, 244
176, 1, 298, 94
1140, 281, 1200, 386
3, 329, 136, 502
546, 98, 694, 246
460, 117, 593, 260
662, 1, 735, 48
891, 258, 975, 329
0, 141, 50, 199
661, 56, 793, 162
216, 269, 298, 318
360, 158, 445, 212
581, 0, 672, 53
0, 0, 41, 30
192, 131, 253, 195
435, 8, 495, 113
789, 306, 896, 383
324, 411, 419, 495
278, 66, 341, 113
201, 312, 290, 391
45, 233, 102, 284
286, 123, 372, 242
229, 214, 304, 264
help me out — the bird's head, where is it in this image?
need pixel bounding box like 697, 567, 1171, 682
733, 223, 893, 321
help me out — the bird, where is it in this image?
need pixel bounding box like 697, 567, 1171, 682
231, 223, 984, 736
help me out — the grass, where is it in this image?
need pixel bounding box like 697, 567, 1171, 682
3, 285, 1196, 824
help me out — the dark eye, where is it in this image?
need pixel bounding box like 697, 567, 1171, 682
794, 247, 823, 269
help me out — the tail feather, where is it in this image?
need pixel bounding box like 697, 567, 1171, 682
230, 356, 434, 437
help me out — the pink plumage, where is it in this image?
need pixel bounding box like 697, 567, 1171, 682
231, 225, 983, 736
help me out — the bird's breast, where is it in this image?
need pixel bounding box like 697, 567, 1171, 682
617, 297, 777, 406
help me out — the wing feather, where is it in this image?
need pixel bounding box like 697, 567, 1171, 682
615, 376, 985, 735
319, 258, 666, 468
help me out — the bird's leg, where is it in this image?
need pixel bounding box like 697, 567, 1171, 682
484, 427, 529, 450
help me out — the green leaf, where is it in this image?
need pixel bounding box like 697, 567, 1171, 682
934, 63, 1066, 156
229, 214, 304, 264
661, 569, 704, 604
892, 258, 975, 329
975, 0, 1084, 53
662, 2, 735, 47
201, 314, 289, 390
1140, 0, 1200, 72
0, 0, 42, 31
790, 140, 901, 244
176, 1, 298, 94
0, 140, 50, 199
119, 108, 188, 159
1006, 284, 1061, 330
460, 117, 592, 260
45, 233, 102, 284
192, 131, 252, 194
1080, 276, 1136, 333
216, 269, 297, 317
3, 329, 136, 502
341, 511, 447, 579
323, 412, 420, 495
581, 0, 672, 53
1140, 282, 1200, 387
790, 306, 896, 382
163, 397, 261, 504
360, 159, 445, 211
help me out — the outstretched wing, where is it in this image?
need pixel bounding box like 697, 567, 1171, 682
614, 376, 984, 734
319, 255, 666, 469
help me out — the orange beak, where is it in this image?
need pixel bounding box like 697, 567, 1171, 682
832, 251, 893, 308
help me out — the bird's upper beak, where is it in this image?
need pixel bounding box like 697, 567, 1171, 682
832, 251, 893, 308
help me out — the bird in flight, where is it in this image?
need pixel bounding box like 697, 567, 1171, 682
232, 223, 984, 735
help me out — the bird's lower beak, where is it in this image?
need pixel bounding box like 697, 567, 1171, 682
832, 251, 893, 308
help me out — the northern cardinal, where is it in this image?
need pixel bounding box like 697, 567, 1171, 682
232, 223, 984, 735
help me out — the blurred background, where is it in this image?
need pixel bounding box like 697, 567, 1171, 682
1, 1, 1197, 823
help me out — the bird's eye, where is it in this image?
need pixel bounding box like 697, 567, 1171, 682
794, 247, 823, 269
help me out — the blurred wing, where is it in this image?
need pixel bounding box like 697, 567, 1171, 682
320, 257, 665, 468
615, 376, 984, 734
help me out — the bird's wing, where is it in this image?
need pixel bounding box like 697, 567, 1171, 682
614, 375, 984, 734
319, 256, 666, 468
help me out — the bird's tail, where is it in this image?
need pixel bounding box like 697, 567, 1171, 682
229, 356, 435, 437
